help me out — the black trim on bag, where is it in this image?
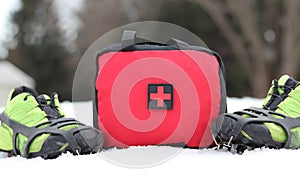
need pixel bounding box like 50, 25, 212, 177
96, 43, 226, 80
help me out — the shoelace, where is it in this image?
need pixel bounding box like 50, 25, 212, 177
263, 81, 298, 111
36, 95, 64, 119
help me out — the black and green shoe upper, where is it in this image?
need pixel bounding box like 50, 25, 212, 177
0, 86, 104, 159
212, 75, 300, 153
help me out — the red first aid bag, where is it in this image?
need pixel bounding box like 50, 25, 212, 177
93, 30, 227, 148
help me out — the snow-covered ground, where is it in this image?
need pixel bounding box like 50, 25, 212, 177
1, 97, 299, 188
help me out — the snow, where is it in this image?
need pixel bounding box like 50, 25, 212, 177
0, 97, 298, 188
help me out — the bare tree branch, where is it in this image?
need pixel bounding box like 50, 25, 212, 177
225, 0, 265, 67
191, 0, 271, 97
280, 0, 300, 76
189, 0, 252, 75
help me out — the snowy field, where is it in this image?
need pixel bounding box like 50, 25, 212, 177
1, 97, 299, 188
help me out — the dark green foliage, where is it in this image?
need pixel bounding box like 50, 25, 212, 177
11, 0, 70, 100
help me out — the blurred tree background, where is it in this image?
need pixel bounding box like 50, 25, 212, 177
5, 0, 300, 100
7, 0, 71, 99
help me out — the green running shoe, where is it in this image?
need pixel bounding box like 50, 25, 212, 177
0, 86, 104, 159
211, 75, 300, 153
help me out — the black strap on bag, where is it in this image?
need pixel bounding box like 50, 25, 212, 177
121, 30, 189, 51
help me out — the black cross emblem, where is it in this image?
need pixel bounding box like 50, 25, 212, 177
148, 84, 173, 110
